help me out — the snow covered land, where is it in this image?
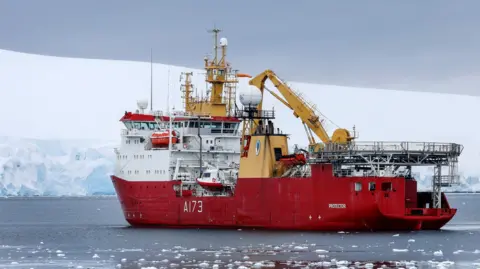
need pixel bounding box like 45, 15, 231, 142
1, 49, 480, 196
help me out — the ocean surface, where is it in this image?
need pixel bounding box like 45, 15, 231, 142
0, 194, 479, 269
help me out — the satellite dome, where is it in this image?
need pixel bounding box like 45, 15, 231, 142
137, 99, 149, 110
239, 86, 262, 107
219, 37, 228, 47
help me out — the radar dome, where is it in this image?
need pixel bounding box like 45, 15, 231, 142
239, 86, 262, 107
137, 99, 149, 110
219, 37, 228, 47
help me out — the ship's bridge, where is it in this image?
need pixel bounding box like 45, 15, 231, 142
120, 111, 241, 135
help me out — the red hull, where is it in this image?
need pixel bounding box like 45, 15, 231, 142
111, 164, 456, 231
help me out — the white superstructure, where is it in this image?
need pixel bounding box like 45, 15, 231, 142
113, 100, 242, 196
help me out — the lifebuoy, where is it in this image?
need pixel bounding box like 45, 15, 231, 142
243, 136, 251, 151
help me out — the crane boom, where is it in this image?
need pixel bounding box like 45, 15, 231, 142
249, 69, 354, 150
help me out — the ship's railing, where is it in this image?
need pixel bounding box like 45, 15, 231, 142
121, 128, 147, 137
233, 108, 275, 119
152, 110, 164, 117
173, 111, 212, 118
152, 109, 214, 119
316, 141, 463, 157
435, 175, 461, 186
169, 159, 232, 168
172, 143, 237, 153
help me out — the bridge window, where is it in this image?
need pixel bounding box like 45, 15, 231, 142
124, 122, 132, 129
381, 182, 392, 191
355, 182, 362, 192
223, 122, 237, 133
147, 122, 157, 130
128, 122, 151, 130
368, 182, 376, 191
132, 122, 141, 129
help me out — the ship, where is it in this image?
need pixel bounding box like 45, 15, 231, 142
111, 28, 463, 231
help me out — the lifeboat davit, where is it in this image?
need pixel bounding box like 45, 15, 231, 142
151, 130, 178, 147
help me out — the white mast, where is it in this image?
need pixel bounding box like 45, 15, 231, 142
168, 67, 172, 152
150, 48, 153, 111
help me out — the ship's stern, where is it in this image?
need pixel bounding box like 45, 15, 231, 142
405, 191, 457, 230
378, 180, 457, 231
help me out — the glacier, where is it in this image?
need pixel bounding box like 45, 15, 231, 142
1, 48, 480, 196
0, 136, 117, 196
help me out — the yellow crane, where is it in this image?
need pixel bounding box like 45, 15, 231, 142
248, 69, 355, 152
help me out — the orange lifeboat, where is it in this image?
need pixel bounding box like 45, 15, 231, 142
151, 130, 178, 147
278, 153, 307, 166
237, 73, 252, 78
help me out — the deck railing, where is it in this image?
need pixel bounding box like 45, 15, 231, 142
317, 141, 463, 156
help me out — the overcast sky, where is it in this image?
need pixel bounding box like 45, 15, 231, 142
1, 0, 480, 95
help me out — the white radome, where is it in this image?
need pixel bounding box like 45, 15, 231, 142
137, 99, 149, 110
239, 86, 262, 107
219, 37, 228, 47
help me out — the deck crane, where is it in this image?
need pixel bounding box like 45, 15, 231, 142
248, 69, 355, 152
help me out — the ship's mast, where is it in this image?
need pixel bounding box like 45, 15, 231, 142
179, 27, 240, 117
180, 72, 194, 112
205, 27, 229, 106
150, 48, 153, 111
209, 28, 221, 65
168, 67, 172, 158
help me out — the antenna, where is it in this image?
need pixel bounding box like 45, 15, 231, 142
167, 67, 170, 115
207, 27, 221, 63
150, 48, 153, 111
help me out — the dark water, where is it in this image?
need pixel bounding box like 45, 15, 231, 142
0, 194, 479, 269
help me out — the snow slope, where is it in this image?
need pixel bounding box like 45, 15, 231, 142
1, 49, 480, 195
